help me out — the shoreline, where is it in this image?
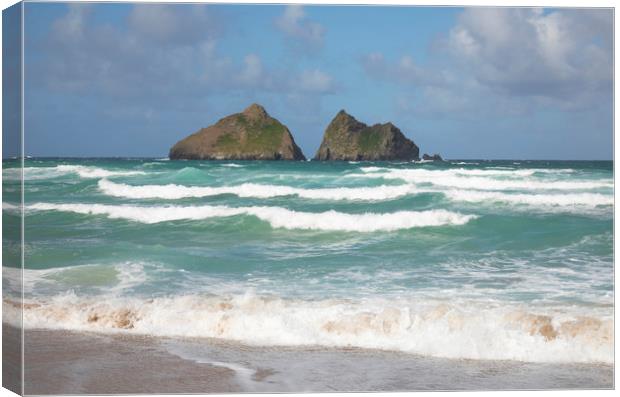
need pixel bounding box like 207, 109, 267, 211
4, 324, 613, 394
17, 325, 238, 394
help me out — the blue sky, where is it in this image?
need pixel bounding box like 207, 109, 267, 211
17, 3, 613, 159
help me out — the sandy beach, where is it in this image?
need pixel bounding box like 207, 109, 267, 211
19, 326, 237, 394
2, 323, 22, 394
1, 324, 611, 394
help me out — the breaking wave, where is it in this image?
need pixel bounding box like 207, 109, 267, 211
3, 165, 146, 180
98, 179, 417, 201
442, 191, 613, 208
360, 167, 575, 176
5, 293, 613, 364
2, 202, 20, 212
97, 180, 613, 215
53, 165, 147, 178
354, 168, 610, 191
27, 203, 477, 232
221, 163, 244, 168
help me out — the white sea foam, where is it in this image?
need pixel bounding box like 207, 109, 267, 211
26, 202, 476, 232
2, 168, 22, 180
55, 165, 147, 178
8, 293, 613, 364
3, 167, 65, 180
354, 168, 611, 191
360, 167, 575, 178
98, 179, 417, 201
2, 262, 155, 297
359, 166, 384, 173
3, 165, 146, 180
112, 262, 149, 293
442, 191, 613, 208
2, 202, 20, 212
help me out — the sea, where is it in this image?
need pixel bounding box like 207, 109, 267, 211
1, 158, 614, 390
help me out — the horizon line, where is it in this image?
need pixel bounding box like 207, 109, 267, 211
2, 156, 614, 162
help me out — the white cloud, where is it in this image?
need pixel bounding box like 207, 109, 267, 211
275, 5, 324, 50
298, 69, 334, 93
362, 52, 446, 87
362, 8, 612, 115
237, 54, 269, 88
36, 3, 337, 110
129, 4, 178, 41
447, 8, 612, 100
51, 3, 90, 42
128, 4, 218, 46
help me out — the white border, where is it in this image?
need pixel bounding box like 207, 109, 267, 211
0, 1, 616, 397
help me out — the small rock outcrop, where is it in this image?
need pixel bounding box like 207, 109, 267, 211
422, 153, 444, 161
169, 104, 306, 160
313, 110, 419, 161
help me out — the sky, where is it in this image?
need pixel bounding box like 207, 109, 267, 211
11, 2, 614, 159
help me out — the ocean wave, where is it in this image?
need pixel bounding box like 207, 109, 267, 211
360, 167, 575, 177
355, 168, 610, 190
359, 166, 385, 173
26, 202, 476, 231
98, 179, 418, 201
2, 202, 20, 212
443, 191, 613, 208
3, 165, 146, 180
221, 163, 244, 168
2, 262, 154, 297
5, 293, 612, 364
55, 165, 147, 178
2, 168, 22, 180
451, 161, 480, 165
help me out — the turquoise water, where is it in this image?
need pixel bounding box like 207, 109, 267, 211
2, 158, 614, 364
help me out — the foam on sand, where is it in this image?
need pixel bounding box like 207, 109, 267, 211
27, 202, 477, 232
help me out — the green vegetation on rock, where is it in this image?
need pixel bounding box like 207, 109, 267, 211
358, 129, 383, 152
314, 111, 419, 161
214, 133, 238, 151
169, 104, 306, 161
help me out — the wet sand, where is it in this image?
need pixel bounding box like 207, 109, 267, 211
2, 323, 22, 394
19, 326, 238, 394
5, 324, 614, 394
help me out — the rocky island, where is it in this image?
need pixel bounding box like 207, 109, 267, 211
169, 104, 306, 160
313, 110, 419, 161
422, 153, 444, 161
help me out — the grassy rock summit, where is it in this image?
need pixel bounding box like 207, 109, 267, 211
169, 104, 306, 160
314, 110, 420, 161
